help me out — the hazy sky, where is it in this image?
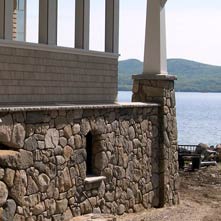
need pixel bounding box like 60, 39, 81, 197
26, 0, 221, 65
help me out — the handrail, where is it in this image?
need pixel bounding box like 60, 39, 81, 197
0, 39, 119, 59
178, 145, 197, 153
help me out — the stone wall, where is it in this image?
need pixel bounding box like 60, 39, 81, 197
0, 41, 118, 104
0, 103, 161, 221
132, 75, 179, 206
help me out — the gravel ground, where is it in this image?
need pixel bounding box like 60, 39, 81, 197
118, 164, 221, 221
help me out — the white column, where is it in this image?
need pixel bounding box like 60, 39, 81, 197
39, 0, 57, 45
24, 0, 27, 42
160, 6, 167, 74
75, 0, 90, 50
105, 0, 119, 53
143, 0, 167, 75
5, 0, 13, 40
0, 0, 5, 39
0, 0, 13, 40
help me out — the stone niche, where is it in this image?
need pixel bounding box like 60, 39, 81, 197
0, 103, 162, 220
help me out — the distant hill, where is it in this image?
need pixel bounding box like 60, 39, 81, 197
118, 59, 221, 92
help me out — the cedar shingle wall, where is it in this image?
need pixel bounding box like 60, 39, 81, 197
0, 46, 118, 104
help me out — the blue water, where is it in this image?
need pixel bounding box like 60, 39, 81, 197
118, 91, 221, 146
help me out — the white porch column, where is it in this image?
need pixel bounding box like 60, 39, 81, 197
0, 0, 5, 39
5, 0, 13, 40
39, 0, 57, 45
143, 0, 167, 75
75, 0, 90, 50
0, 0, 13, 40
105, 0, 119, 53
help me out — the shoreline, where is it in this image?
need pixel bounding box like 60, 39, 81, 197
118, 90, 221, 93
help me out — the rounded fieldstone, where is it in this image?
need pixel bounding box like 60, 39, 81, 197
45, 129, 59, 149
11, 123, 25, 148
27, 176, 39, 195
56, 156, 66, 165
95, 152, 108, 170
55, 116, 67, 130
24, 136, 38, 151
141, 120, 148, 132
32, 202, 45, 215
4, 168, 15, 188
59, 137, 67, 147
64, 146, 74, 161
0, 181, 8, 206
2, 199, 16, 221
64, 125, 72, 139
128, 126, 135, 140
18, 149, 34, 169
120, 121, 129, 136
0, 169, 4, 179
68, 136, 75, 148
74, 135, 82, 149
64, 208, 73, 221
0, 115, 13, 147
118, 204, 126, 215
10, 171, 27, 205
54, 145, 64, 155
72, 124, 80, 135
56, 199, 68, 213
95, 117, 106, 135
80, 119, 91, 135
133, 139, 142, 148
38, 174, 50, 192
45, 199, 56, 216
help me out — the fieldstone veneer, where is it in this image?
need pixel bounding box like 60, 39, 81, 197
132, 75, 180, 206
0, 103, 164, 220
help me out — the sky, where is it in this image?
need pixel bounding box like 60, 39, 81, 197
26, 0, 221, 66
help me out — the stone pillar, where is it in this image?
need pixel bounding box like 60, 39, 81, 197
39, 0, 57, 45
132, 75, 179, 207
143, 0, 167, 75
0, 0, 13, 40
132, 0, 179, 207
105, 0, 119, 53
75, 0, 90, 50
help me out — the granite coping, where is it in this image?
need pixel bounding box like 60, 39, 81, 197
0, 102, 160, 113
132, 74, 177, 81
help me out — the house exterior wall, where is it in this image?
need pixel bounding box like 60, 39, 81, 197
0, 42, 118, 104
0, 103, 161, 220
0, 1, 179, 220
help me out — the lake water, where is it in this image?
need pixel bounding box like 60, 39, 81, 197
118, 91, 221, 146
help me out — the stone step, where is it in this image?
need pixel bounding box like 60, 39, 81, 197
0, 149, 33, 169
70, 214, 116, 221
0, 150, 20, 168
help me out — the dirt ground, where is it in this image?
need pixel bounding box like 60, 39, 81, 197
119, 164, 221, 221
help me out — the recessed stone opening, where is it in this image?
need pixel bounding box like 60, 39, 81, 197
86, 131, 94, 176
86, 131, 106, 177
